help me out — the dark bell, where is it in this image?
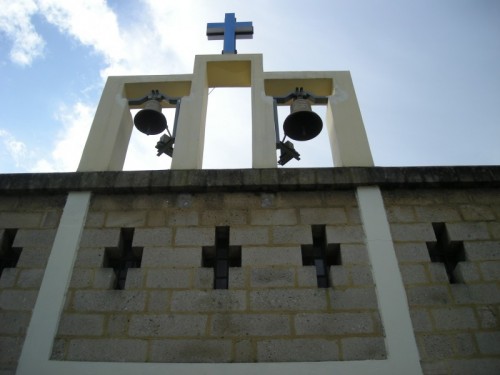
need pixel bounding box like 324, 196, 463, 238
283, 98, 323, 141
133, 99, 167, 135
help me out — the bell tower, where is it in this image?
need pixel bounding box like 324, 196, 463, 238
12, 13, 443, 375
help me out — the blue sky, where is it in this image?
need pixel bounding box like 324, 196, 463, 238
0, 0, 499, 172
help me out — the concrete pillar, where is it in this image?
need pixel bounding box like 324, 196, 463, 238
326, 72, 374, 167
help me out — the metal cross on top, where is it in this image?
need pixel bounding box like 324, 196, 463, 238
206, 13, 253, 54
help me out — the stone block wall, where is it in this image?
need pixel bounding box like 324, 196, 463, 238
51, 190, 386, 363
0, 195, 65, 373
384, 188, 500, 374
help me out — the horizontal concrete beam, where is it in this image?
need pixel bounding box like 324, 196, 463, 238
1, 166, 499, 194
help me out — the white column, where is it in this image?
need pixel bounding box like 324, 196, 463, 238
17, 192, 91, 375
78, 78, 133, 171
326, 72, 374, 167
251, 56, 277, 168
171, 57, 209, 170
356, 186, 422, 375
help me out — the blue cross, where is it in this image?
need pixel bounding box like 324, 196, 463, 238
206, 13, 253, 54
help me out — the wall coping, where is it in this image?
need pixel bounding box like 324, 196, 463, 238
1, 166, 499, 194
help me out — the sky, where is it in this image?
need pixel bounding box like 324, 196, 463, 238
0, 0, 499, 173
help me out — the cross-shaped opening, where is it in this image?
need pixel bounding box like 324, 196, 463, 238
0, 229, 21, 278
202, 226, 241, 289
426, 222, 465, 284
301, 225, 341, 288
104, 228, 143, 290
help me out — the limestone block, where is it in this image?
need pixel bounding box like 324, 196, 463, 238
0, 311, 30, 335
123, 269, 143, 289
242, 246, 302, 266
257, 339, 339, 362
84, 212, 105, 228
250, 209, 297, 225
92, 268, 115, 289
167, 209, 199, 226
299, 208, 347, 225
228, 267, 246, 289
385, 205, 415, 223
200, 210, 248, 226
294, 312, 374, 335
464, 241, 500, 261
105, 314, 129, 336
329, 265, 349, 287
460, 204, 496, 221
16, 269, 44, 288
414, 206, 461, 222
147, 290, 169, 312
406, 285, 452, 306
13, 229, 56, 247
194, 268, 215, 290
451, 284, 500, 304
431, 307, 478, 330
132, 228, 172, 247
210, 314, 290, 336
428, 263, 450, 283
171, 290, 246, 312
57, 314, 104, 336
74, 248, 106, 268
146, 269, 191, 289
349, 265, 374, 285
421, 334, 454, 360
453, 262, 481, 283
0, 213, 42, 228
399, 264, 429, 285
69, 269, 93, 289
0, 290, 38, 311
298, 266, 318, 287
250, 289, 328, 311
329, 288, 378, 310
341, 337, 386, 360
409, 309, 433, 332
80, 229, 120, 248
73, 290, 146, 312
390, 223, 436, 242
128, 314, 207, 337
234, 339, 254, 362
446, 222, 491, 241
0, 269, 18, 288
147, 210, 167, 226
479, 261, 500, 281
394, 242, 431, 263
230, 226, 269, 246
477, 306, 498, 329
476, 331, 500, 355
340, 244, 369, 265
0, 336, 23, 366
150, 339, 232, 363
67, 339, 147, 361
174, 227, 214, 246
454, 333, 477, 357
449, 358, 500, 375
105, 211, 147, 228
141, 247, 201, 268
272, 225, 312, 245
326, 225, 365, 243
250, 267, 295, 288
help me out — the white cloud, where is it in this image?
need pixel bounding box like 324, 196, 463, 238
0, 0, 45, 66
0, 129, 33, 169
31, 102, 94, 172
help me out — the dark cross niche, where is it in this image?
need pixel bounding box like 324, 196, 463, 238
104, 228, 143, 290
0, 229, 21, 278
426, 222, 465, 284
301, 225, 341, 288
202, 226, 241, 289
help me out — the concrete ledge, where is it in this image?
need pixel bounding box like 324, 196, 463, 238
0, 166, 499, 194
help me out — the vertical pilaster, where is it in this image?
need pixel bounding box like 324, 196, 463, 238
251, 56, 277, 168
17, 192, 91, 375
78, 78, 133, 171
171, 57, 209, 170
356, 186, 422, 375
327, 72, 374, 167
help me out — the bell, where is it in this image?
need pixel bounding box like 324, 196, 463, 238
133, 99, 167, 135
283, 98, 323, 141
